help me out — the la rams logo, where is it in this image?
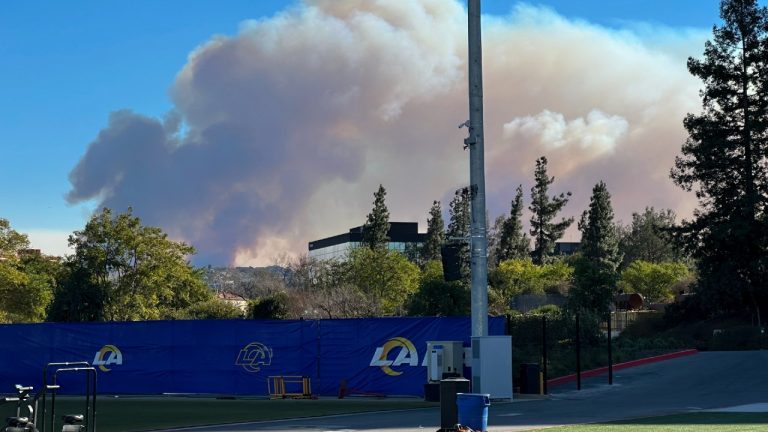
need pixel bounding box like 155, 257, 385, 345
93, 345, 123, 372
235, 342, 273, 373
369, 337, 419, 376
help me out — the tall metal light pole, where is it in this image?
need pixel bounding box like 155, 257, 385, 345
466, 0, 488, 338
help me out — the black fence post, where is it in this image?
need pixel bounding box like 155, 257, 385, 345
576, 313, 581, 391
607, 312, 613, 385
542, 315, 548, 395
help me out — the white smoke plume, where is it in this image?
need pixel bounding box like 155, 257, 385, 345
67, 0, 708, 265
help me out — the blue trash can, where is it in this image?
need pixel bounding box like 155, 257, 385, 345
456, 393, 490, 431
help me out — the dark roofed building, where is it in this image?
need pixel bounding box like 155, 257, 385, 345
308, 222, 426, 260
554, 241, 580, 255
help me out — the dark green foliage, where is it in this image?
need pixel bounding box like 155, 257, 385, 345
579, 182, 621, 263
423, 201, 445, 262
362, 184, 390, 251
403, 242, 424, 265
0, 219, 59, 322
486, 215, 505, 268
528, 304, 561, 317
659, 308, 768, 350
611, 335, 688, 363
49, 265, 107, 322
408, 261, 470, 316
175, 299, 244, 320
48, 207, 211, 322
663, 295, 710, 327
506, 312, 561, 383
617, 312, 667, 339
445, 187, 471, 280
619, 207, 683, 268
407, 279, 468, 316
670, 0, 768, 323
507, 311, 687, 385
498, 185, 531, 262
0, 219, 29, 257
529, 157, 573, 264
570, 181, 622, 316
709, 325, 768, 350
507, 310, 604, 383
447, 188, 470, 239
248, 292, 289, 319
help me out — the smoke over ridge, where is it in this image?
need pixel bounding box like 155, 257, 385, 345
68, 1, 707, 265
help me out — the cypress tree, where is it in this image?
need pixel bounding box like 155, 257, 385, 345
497, 185, 530, 262
570, 181, 622, 315
362, 184, 390, 251
445, 187, 471, 280
486, 215, 505, 268
671, 0, 768, 322
529, 156, 573, 264
423, 200, 445, 262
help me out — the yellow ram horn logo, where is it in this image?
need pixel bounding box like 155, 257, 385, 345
369, 337, 419, 376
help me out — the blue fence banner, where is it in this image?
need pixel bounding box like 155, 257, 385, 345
0, 317, 505, 397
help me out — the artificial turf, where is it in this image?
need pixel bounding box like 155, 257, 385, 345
0, 396, 437, 431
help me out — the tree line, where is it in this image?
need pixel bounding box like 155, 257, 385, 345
0, 172, 686, 323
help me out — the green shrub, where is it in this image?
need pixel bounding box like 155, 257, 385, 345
169, 299, 244, 320
709, 325, 768, 350
248, 292, 289, 319
664, 295, 708, 327
619, 312, 665, 339
619, 261, 690, 303
528, 304, 562, 317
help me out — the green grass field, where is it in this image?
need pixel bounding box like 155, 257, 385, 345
534, 412, 768, 431
0, 396, 436, 432
5, 397, 766, 431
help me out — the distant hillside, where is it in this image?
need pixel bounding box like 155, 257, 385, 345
202, 266, 290, 299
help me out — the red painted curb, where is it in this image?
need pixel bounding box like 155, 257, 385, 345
547, 348, 699, 387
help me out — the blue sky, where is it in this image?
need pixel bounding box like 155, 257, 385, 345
0, 0, 724, 257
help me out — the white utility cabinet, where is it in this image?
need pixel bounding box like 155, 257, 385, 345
471, 335, 513, 400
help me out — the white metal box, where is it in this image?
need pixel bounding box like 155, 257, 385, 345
471, 335, 513, 400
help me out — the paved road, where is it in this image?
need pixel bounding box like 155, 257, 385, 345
159, 351, 768, 432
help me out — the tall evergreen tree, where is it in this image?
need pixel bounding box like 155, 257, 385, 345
498, 185, 531, 262
486, 215, 505, 268
446, 187, 471, 280
423, 201, 445, 262
447, 187, 471, 240
619, 207, 682, 268
362, 184, 391, 251
671, 0, 768, 322
570, 181, 622, 315
529, 157, 573, 264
